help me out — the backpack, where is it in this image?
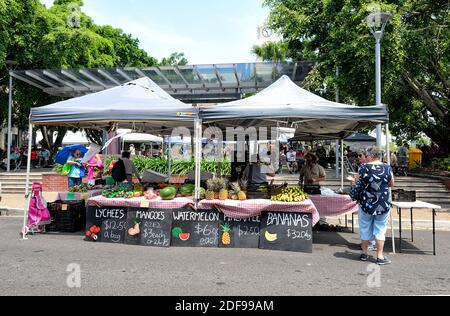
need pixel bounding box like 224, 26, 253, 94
111, 159, 127, 182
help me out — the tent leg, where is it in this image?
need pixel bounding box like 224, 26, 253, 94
167, 137, 172, 182
335, 140, 339, 179
21, 122, 33, 240
194, 119, 203, 205
341, 139, 345, 191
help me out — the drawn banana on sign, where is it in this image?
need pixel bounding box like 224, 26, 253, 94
265, 231, 278, 242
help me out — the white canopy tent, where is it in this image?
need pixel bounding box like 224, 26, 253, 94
200, 75, 390, 193
21, 77, 199, 238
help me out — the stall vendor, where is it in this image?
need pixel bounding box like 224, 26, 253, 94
299, 153, 326, 186
122, 151, 141, 186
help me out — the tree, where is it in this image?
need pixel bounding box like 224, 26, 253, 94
0, 0, 176, 157
159, 52, 188, 66
263, 0, 450, 153
252, 41, 289, 63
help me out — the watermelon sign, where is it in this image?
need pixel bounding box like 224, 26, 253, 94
171, 209, 220, 248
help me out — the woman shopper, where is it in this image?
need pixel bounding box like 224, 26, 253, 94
358, 147, 395, 265
67, 149, 85, 188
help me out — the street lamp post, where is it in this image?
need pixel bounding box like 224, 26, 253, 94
5, 60, 18, 172
366, 11, 392, 148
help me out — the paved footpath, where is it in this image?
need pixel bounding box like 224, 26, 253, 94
1, 217, 449, 296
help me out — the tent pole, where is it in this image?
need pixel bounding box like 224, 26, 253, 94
341, 139, 345, 191
167, 136, 172, 182
194, 119, 203, 204
21, 122, 33, 240
335, 140, 340, 179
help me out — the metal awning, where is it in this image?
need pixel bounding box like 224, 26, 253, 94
10, 61, 315, 103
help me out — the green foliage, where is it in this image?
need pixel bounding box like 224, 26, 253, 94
105, 156, 231, 177
252, 41, 289, 63
0, 0, 184, 155
431, 157, 450, 172
159, 52, 188, 66
53, 163, 65, 175
263, 0, 450, 153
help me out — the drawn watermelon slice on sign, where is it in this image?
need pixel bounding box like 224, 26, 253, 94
179, 233, 190, 241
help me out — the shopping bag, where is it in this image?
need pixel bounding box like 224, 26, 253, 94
62, 163, 72, 176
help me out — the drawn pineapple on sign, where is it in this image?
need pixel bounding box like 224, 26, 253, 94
221, 224, 231, 245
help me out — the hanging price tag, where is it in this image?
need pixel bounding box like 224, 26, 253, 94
61, 204, 68, 211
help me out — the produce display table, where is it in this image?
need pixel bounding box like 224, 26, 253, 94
198, 199, 320, 226
308, 194, 359, 217
87, 195, 194, 209
57, 190, 103, 202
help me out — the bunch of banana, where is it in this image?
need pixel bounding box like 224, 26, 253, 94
271, 187, 308, 203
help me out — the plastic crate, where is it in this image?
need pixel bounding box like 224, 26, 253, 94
392, 189, 417, 202
46, 200, 86, 233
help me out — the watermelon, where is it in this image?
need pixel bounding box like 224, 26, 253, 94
179, 184, 195, 196
179, 233, 190, 241
160, 186, 177, 200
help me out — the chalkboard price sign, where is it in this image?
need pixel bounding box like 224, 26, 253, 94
101, 218, 127, 244
125, 209, 172, 247
171, 209, 220, 248
259, 212, 313, 253
219, 214, 260, 248
86, 206, 127, 242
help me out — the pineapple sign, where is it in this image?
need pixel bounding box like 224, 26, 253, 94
219, 214, 261, 249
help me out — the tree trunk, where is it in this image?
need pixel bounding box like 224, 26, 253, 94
38, 126, 68, 159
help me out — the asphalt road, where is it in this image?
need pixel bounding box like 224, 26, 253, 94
0, 217, 449, 296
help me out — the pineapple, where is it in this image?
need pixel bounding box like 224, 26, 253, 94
231, 183, 247, 201
238, 191, 247, 201
219, 189, 228, 201
221, 224, 231, 245
207, 178, 228, 200
206, 190, 215, 201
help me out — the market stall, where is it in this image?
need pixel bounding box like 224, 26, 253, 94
22, 75, 389, 253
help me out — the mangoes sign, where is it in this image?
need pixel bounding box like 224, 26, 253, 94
125, 208, 172, 247
259, 212, 313, 253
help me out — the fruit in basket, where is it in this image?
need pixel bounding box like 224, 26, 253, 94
160, 187, 177, 200
133, 191, 142, 198
271, 187, 308, 202
221, 224, 232, 245
219, 189, 229, 201
205, 190, 215, 201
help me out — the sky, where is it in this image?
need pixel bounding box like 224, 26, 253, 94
39, 0, 270, 64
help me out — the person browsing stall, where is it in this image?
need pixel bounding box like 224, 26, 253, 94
299, 153, 326, 186
67, 149, 85, 188
357, 147, 395, 265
